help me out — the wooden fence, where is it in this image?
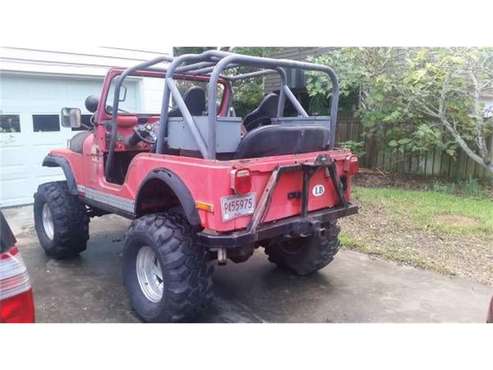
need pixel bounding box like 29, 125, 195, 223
335, 112, 492, 181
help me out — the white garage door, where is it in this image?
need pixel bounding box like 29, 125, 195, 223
0, 74, 138, 207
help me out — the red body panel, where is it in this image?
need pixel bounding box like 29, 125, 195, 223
50, 134, 355, 232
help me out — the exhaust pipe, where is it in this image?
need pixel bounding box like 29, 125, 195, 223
217, 248, 227, 265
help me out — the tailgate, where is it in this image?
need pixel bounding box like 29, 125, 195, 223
252, 153, 350, 226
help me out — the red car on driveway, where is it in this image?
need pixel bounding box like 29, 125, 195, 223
0, 211, 35, 323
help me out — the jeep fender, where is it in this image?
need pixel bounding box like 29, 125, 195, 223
135, 169, 201, 230
42, 154, 78, 195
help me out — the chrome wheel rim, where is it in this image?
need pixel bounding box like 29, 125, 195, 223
42, 203, 54, 240
136, 246, 164, 303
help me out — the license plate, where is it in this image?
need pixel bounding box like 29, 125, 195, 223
220, 192, 256, 221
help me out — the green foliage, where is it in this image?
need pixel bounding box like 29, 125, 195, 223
339, 140, 366, 157
307, 48, 493, 166
228, 47, 278, 117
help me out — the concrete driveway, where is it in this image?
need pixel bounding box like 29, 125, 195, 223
4, 205, 492, 323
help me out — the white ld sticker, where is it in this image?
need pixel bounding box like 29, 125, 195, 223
312, 184, 325, 197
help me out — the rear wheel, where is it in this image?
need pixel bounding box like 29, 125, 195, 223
123, 213, 213, 322
264, 221, 340, 276
34, 181, 89, 259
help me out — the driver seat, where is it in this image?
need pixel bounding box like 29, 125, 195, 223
168, 86, 206, 117
243, 93, 279, 132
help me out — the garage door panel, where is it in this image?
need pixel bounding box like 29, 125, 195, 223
2, 77, 103, 111
0, 178, 33, 207
31, 140, 70, 151
0, 75, 123, 207
1, 161, 64, 207
0, 133, 23, 146
0, 142, 24, 149
37, 174, 65, 185
37, 166, 64, 177
0, 166, 28, 179
1, 147, 28, 166
30, 144, 70, 167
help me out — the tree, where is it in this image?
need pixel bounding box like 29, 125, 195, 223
307, 48, 493, 174
405, 48, 493, 173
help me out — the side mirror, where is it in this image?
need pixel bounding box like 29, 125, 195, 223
61, 107, 81, 128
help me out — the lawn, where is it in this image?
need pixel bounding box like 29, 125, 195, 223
339, 185, 493, 285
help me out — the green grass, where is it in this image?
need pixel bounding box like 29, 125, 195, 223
340, 232, 453, 274
427, 177, 491, 198
340, 185, 493, 283
352, 186, 493, 236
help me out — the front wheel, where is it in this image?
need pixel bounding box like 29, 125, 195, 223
34, 181, 89, 259
123, 213, 213, 322
264, 220, 341, 276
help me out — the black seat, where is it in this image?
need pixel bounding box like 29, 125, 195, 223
69, 131, 91, 153
243, 93, 279, 131
168, 86, 206, 117
234, 124, 330, 159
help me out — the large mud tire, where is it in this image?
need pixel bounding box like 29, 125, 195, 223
264, 221, 341, 276
123, 213, 213, 322
34, 181, 89, 259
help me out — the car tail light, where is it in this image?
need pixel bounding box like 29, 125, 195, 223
0, 246, 35, 323
344, 155, 359, 175
231, 169, 252, 195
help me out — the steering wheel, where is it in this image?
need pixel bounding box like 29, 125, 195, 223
132, 123, 157, 145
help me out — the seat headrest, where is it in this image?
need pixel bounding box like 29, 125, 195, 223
183, 86, 206, 116
243, 93, 279, 131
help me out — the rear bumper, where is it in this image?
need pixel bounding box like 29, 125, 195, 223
197, 203, 358, 249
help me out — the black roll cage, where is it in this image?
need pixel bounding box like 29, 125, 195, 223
106, 50, 339, 179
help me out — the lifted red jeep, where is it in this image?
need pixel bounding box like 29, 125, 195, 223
33, 51, 359, 322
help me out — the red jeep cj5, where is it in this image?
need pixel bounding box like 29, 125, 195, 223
33, 51, 359, 322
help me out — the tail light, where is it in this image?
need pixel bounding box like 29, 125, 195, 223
344, 155, 359, 175
0, 246, 35, 323
231, 169, 252, 195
